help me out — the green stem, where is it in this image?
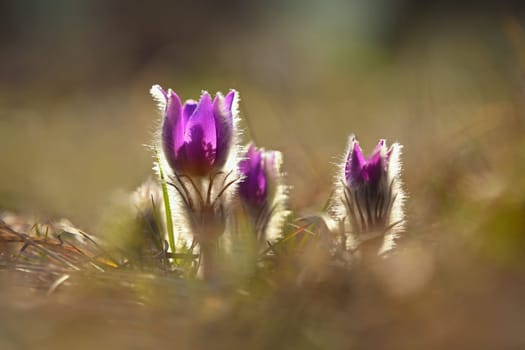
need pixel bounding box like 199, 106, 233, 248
155, 148, 176, 254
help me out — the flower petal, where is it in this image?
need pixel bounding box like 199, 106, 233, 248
224, 90, 236, 125
374, 139, 386, 155
362, 151, 383, 184
183, 92, 217, 176
183, 100, 198, 121
212, 92, 234, 169
239, 145, 267, 208
346, 138, 366, 183
240, 144, 256, 174
161, 89, 182, 172
150, 84, 168, 112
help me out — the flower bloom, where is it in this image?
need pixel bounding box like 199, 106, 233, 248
346, 139, 387, 191
333, 135, 405, 253
238, 144, 289, 242
152, 85, 236, 177
238, 145, 268, 209
151, 85, 242, 283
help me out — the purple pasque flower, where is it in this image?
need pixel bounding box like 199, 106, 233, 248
153, 85, 236, 177
345, 138, 389, 192
333, 135, 405, 255
238, 144, 289, 242
151, 85, 242, 283
238, 145, 268, 209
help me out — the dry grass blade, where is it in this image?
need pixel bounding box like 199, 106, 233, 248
46, 274, 70, 296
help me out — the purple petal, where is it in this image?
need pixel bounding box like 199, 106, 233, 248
240, 145, 256, 174
239, 145, 267, 208
224, 90, 236, 124
161, 90, 182, 172
362, 151, 383, 184
374, 139, 386, 153
183, 100, 198, 121
254, 168, 268, 205
183, 92, 217, 176
176, 101, 197, 154
249, 144, 262, 166
171, 91, 192, 158
346, 139, 366, 183
251, 147, 263, 170
212, 92, 234, 169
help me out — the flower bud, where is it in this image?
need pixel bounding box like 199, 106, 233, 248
238, 144, 289, 243
152, 85, 236, 177
333, 135, 405, 254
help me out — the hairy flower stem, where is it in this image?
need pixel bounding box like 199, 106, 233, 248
199, 240, 219, 285
185, 200, 225, 284
169, 171, 236, 284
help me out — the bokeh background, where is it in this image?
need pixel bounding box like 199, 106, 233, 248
1, 0, 523, 227
2, 1, 525, 348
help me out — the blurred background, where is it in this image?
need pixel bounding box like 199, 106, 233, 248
0, 0, 524, 228
2, 1, 525, 349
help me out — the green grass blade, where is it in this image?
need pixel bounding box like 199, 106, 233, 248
155, 147, 176, 254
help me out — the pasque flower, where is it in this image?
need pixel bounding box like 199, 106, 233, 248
332, 135, 405, 255
238, 144, 289, 243
151, 85, 242, 283
152, 85, 236, 177
239, 145, 268, 209
346, 139, 386, 190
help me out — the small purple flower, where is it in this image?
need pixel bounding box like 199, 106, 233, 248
332, 135, 405, 255
345, 138, 389, 191
238, 144, 289, 243
152, 85, 236, 177
238, 145, 268, 209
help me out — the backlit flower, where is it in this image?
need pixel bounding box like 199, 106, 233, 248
151, 85, 243, 283
238, 144, 289, 243
152, 85, 236, 177
332, 135, 405, 254
239, 145, 267, 209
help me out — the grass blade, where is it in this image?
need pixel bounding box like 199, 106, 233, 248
155, 147, 176, 254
